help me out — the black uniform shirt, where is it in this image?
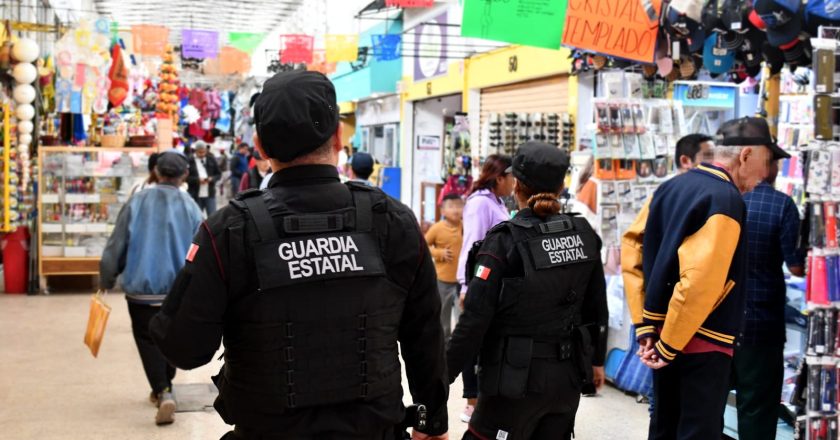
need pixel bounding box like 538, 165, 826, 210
150, 165, 449, 435
446, 208, 609, 384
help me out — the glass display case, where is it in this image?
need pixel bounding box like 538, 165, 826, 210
37, 147, 154, 288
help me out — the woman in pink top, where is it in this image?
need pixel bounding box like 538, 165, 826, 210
455, 154, 515, 423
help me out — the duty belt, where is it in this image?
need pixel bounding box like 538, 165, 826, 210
531, 340, 574, 360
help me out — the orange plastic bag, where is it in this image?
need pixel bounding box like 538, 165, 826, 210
84, 291, 111, 358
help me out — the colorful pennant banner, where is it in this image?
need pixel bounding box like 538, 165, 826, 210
325, 34, 359, 63
280, 34, 315, 64
372, 34, 402, 61
227, 32, 266, 54
219, 46, 251, 75
182, 29, 219, 59
308, 51, 337, 75
131, 24, 170, 57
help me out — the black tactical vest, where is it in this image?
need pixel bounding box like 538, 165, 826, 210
476, 214, 600, 398
217, 185, 404, 422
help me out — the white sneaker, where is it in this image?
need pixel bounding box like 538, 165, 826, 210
460, 404, 474, 423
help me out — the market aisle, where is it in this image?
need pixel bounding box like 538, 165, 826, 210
0, 294, 647, 439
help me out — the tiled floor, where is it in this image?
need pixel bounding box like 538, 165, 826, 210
0, 294, 648, 439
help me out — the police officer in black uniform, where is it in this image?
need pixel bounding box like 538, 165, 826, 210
150, 70, 449, 440
446, 142, 608, 440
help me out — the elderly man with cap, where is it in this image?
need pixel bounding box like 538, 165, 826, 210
187, 140, 222, 215
100, 150, 203, 426
150, 70, 449, 440
621, 117, 784, 440
447, 142, 608, 440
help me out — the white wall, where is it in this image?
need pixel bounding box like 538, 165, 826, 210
410, 94, 461, 216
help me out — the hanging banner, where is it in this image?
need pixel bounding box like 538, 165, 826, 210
219, 46, 251, 75
372, 34, 402, 61
561, 0, 662, 63
325, 34, 359, 62
385, 0, 434, 7
54, 18, 112, 114
132, 25, 170, 57
461, 0, 568, 50
308, 51, 337, 75
182, 29, 219, 59
280, 34, 314, 64
228, 32, 266, 54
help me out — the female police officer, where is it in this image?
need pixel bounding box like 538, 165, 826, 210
446, 142, 608, 440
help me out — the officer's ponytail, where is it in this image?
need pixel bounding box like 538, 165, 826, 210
528, 193, 562, 218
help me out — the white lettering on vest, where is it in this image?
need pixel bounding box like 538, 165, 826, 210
542, 234, 589, 264
280, 236, 366, 280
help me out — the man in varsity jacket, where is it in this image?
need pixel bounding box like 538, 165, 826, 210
621, 117, 788, 440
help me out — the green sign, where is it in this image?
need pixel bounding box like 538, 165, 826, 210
461, 0, 568, 50
227, 32, 266, 54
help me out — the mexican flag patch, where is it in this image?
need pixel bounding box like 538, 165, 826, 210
475, 265, 491, 280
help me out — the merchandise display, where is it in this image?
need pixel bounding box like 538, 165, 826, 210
37, 147, 151, 281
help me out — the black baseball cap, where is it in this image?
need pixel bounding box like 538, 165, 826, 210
254, 70, 339, 162
715, 117, 791, 159
350, 152, 374, 176
156, 150, 190, 178
507, 142, 570, 193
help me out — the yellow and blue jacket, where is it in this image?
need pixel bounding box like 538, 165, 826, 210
621, 163, 747, 362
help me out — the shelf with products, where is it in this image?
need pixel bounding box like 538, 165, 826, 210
37, 147, 153, 284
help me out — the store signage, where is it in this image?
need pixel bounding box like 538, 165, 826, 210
673, 82, 736, 109
372, 34, 402, 61
228, 32, 265, 54
326, 34, 359, 63
417, 135, 441, 150
386, 0, 434, 7
414, 12, 448, 81
280, 34, 315, 64
181, 29, 219, 59
561, 0, 662, 63
461, 0, 568, 50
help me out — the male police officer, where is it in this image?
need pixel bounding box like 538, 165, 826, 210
150, 70, 449, 440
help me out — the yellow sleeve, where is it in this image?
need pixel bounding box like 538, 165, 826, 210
425, 224, 444, 261
655, 214, 741, 361
621, 197, 653, 339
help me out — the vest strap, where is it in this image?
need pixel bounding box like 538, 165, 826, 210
352, 190, 373, 232
243, 196, 279, 241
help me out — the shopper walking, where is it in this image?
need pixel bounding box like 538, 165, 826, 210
237, 150, 271, 191
622, 117, 786, 440
425, 193, 465, 340
187, 141, 222, 216
348, 151, 375, 185
733, 158, 801, 440
150, 70, 449, 440
230, 143, 250, 196
447, 142, 608, 440
128, 153, 159, 198
99, 150, 203, 426
455, 153, 514, 423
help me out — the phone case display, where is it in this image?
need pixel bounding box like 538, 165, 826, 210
801, 39, 840, 439
38, 147, 151, 279
485, 112, 573, 156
